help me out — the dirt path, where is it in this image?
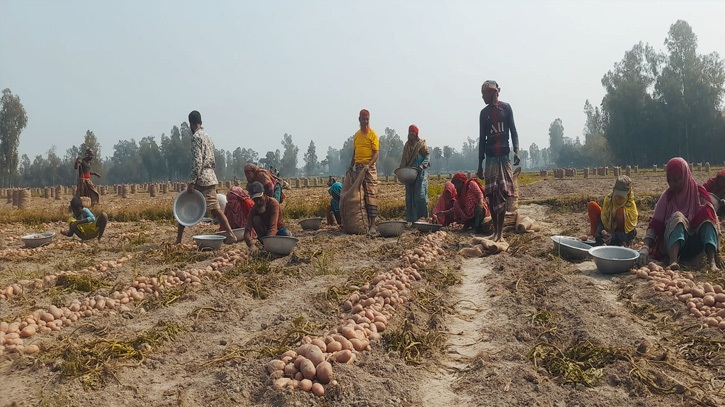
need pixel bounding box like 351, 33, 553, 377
419, 258, 501, 406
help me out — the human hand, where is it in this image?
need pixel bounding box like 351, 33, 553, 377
637, 246, 650, 265
476, 167, 484, 179
186, 183, 195, 194
514, 153, 521, 166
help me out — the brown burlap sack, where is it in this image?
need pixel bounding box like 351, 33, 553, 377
340, 169, 369, 235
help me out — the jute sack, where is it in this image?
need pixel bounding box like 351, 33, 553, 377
339, 168, 369, 235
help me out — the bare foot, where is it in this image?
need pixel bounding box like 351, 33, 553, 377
667, 262, 680, 271
709, 259, 721, 272
174, 239, 182, 245
368, 226, 378, 236
59, 228, 67, 236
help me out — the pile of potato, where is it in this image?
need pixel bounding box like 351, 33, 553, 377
264, 232, 448, 396
0, 239, 85, 260
0, 255, 133, 302
0, 248, 249, 356
459, 237, 509, 258
633, 262, 725, 329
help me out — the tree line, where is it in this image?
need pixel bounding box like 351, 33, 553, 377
2, 20, 723, 187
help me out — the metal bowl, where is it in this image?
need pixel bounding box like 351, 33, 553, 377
412, 221, 442, 233
174, 190, 207, 227
261, 235, 299, 255
378, 220, 407, 237
300, 217, 323, 231
192, 234, 226, 250
551, 235, 592, 260
394, 167, 419, 184
21, 232, 55, 248
589, 246, 640, 274
215, 228, 246, 241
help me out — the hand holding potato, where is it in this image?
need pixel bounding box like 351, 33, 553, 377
637, 246, 649, 266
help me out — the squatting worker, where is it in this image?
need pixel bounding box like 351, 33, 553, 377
347, 109, 379, 235
175, 110, 237, 244
243, 181, 291, 247
476, 80, 520, 242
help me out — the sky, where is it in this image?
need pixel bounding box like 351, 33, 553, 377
2, 0, 725, 163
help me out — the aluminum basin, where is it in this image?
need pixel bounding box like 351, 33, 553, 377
21, 232, 55, 248
412, 221, 442, 233
261, 235, 299, 255
378, 220, 406, 237
551, 235, 592, 260
589, 246, 640, 274
394, 167, 419, 184
192, 234, 226, 250
300, 217, 323, 231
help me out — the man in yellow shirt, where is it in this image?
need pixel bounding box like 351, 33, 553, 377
348, 109, 380, 234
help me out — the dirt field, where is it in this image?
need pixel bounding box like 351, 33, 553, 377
1, 169, 725, 407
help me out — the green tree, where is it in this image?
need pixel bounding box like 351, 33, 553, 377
442, 146, 453, 171
431, 147, 442, 173
138, 136, 163, 181
303, 140, 318, 175
280, 133, 299, 177
529, 143, 540, 167
378, 128, 403, 176
601, 42, 660, 165
548, 118, 564, 165
0, 88, 28, 186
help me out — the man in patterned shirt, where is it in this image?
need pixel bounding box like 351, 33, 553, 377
476, 80, 520, 242
175, 110, 237, 244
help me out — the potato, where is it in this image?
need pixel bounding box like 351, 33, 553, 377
349, 338, 368, 352
703, 283, 714, 293
333, 349, 353, 363
299, 358, 316, 380
284, 363, 298, 377
326, 341, 342, 353
311, 338, 327, 352
704, 295, 716, 307
272, 378, 291, 390
299, 378, 313, 391
267, 359, 285, 374
311, 382, 325, 396
307, 346, 325, 366
316, 361, 333, 384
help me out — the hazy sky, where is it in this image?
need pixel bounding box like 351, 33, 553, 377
2, 0, 725, 163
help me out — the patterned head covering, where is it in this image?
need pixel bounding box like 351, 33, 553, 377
408, 125, 419, 136
359, 109, 370, 118
482, 80, 499, 91
613, 175, 632, 196
452, 172, 467, 185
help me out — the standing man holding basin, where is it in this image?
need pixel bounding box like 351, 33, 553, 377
175, 110, 236, 244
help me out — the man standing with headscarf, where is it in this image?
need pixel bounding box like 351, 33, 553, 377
74, 148, 101, 206
400, 124, 430, 222
476, 80, 520, 242
176, 110, 237, 244
347, 109, 380, 235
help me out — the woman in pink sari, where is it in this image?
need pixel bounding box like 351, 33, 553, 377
223, 187, 255, 236
432, 181, 457, 226
640, 157, 722, 271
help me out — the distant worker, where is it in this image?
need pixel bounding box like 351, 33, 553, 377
476, 80, 520, 242
175, 110, 236, 244
400, 125, 430, 223
587, 176, 638, 246
326, 178, 342, 226
243, 181, 291, 247
74, 148, 101, 206
60, 196, 108, 241
703, 169, 725, 216
346, 109, 379, 235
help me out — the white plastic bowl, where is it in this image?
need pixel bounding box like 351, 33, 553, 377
412, 221, 442, 233
589, 246, 640, 274
261, 235, 299, 255
551, 236, 592, 260
394, 167, 419, 184
215, 228, 246, 241
192, 234, 226, 250
21, 232, 55, 248
300, 217, 323, 231
174, 190, 207, 227
378, 220, 407, 237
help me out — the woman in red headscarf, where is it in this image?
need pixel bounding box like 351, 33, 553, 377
640, 157, 722, 271
436, 172, 491, 233
432, 181, 457, 226
224, 186, 255, 235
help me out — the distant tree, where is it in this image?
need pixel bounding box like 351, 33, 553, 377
378, 127, 404, 176
431, 147, 442, 173
280, 133, 299, 177
519, 149, 529, 169
260, 150, 282, 172
340, 136, 354, 173
325, 147, 340, 175
461, 137, 478, 167
541, 148, 550, 167
138, 136, 163, 181
529, 143, 540, 167
442, 146, 454, 171
79, 130, 102, 162
548, 118, 564, 165
0, 88, 28, 186
108, 139, 141, 183
303, 140, 318, 175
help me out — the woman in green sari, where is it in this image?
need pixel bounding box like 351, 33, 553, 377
400, 125, 430, 223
